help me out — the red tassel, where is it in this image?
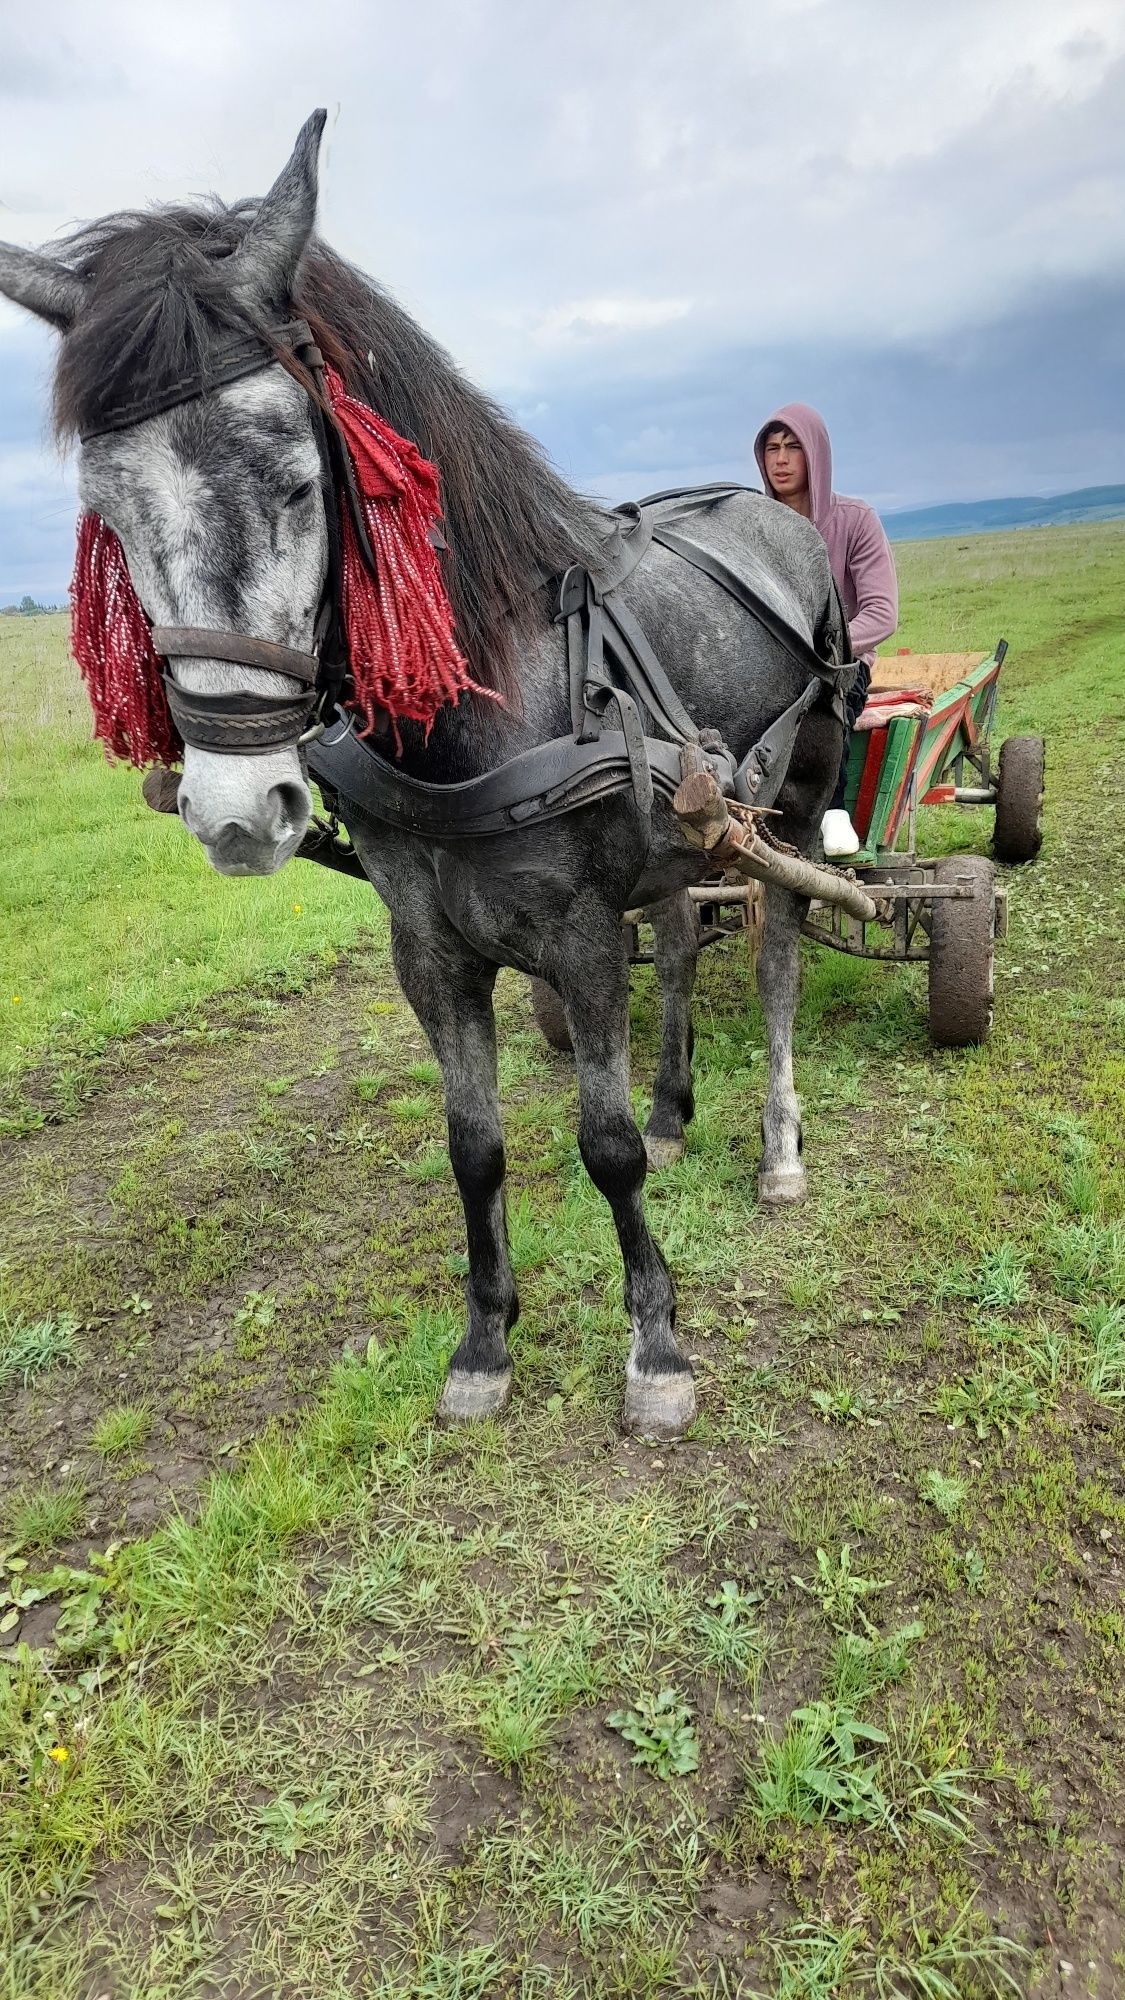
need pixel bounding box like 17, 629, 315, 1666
324, 365, 493, 738
70, 513, 179, 768
69, 378, 483, 766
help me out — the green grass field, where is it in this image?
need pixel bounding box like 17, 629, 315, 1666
1, 523, 1123, 1997
0, 613, 376, 1082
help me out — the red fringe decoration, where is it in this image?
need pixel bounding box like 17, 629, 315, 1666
70, 511, 179, 769
68, 375, 481, 768
324, 364, 491, 738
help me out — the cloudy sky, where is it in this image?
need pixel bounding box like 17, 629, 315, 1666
2, 0, 1123, 600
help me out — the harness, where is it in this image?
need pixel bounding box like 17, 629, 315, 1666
306, 480, 849, 852
81, 317, 852, 849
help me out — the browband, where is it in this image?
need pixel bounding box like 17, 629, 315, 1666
78, 319, 313, 442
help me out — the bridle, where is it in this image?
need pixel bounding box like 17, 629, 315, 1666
79, 318, 373, 755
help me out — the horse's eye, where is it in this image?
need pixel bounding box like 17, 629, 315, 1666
286, 481, 315, 508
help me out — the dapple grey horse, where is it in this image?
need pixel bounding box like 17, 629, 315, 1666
0, 113, 848, 1439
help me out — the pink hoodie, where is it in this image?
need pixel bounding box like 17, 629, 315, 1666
754, 403, 898, 664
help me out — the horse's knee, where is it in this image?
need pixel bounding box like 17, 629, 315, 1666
578, 1114, 647, 1203
447, 1112, 505, 1203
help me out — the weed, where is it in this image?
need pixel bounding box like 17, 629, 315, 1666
958, 1547, 988, 1594
826, 1622, 924, 1707
809, 1375, 870, 1423
759, 1907, 1024, 1999
793, 1545, 889, 1632
388, 1094, 431, 1122
232, 1290, 278, 1359
971, 1243, 1031, 1309
1074, 1300, 1125, 1400
744, 1701, 890, 1830
933, 1370, 1040, 1438
606, 1690, 699, 1778
918, 1468, 968, 1519
692, 1581, 770, 1689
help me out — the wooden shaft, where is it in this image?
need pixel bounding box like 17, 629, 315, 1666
671, 771, 880, 922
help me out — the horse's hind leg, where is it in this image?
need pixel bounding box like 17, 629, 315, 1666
550, 924, 695, 1439
756, 883, 808, 1205
390, 922, 518, 1419
643, 892, 699, 1171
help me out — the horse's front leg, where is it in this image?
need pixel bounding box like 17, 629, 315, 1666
551, 925, 695, 1440
756, 882, 808, 1204
390, 922, 518, 1419
643, 891, 699, 1171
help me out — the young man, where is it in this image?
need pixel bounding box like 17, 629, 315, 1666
754, 403, 898, 856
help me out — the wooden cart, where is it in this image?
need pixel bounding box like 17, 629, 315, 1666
639, 639, 1044, 1049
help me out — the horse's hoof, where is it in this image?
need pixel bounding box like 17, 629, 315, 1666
644, 1134, 684, 1172
758, 1166, 808, 1206
623, 1368, 696, 1441
437, 1368, 512, 1423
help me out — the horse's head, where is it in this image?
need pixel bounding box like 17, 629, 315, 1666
0, 114, 331, 875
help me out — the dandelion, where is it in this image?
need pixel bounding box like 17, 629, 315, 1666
10, 995, 20, 1005
47, 1745, 69, 1764
292, 903, 303, 916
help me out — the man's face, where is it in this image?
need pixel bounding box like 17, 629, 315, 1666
762, 428, 808, 500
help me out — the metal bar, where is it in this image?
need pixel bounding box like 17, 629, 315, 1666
799, 922, 931, 962
953, 786, 997, 805
686, 882, 757, 904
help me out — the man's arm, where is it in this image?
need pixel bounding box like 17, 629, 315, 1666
847, 504, 898, 657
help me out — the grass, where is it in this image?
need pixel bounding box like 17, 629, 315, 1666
0, 1311, 79, 1390
90, 1404, 150, 1459
0, 613, 377, 1084
0, 521, 1123, 1990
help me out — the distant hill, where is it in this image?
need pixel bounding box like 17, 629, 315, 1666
881, 485, 1125, 542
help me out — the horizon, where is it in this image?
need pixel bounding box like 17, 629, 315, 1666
6, 487, 1123, 610
2, 2, 1123, 598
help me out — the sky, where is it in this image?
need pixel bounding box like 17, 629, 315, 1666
1, 0, 1123, 601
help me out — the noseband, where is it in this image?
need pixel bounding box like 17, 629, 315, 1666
79, 320, 372, 755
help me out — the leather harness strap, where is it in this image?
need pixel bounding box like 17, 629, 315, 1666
150, 627, 321, 684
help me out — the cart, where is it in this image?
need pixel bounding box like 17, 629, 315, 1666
621, 639, 1044, 1050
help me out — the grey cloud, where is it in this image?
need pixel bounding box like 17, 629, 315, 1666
0, 0, 1122, 593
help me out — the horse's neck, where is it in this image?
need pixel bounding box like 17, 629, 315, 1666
388, 623, 570, 782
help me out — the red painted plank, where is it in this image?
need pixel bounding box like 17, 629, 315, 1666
852, 728, 887, 841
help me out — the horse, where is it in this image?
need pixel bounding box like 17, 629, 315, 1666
0, 111, 850, 1441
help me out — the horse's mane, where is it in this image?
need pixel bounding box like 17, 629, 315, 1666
51, 200, 609, 691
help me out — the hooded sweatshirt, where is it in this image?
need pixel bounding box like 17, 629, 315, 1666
754, 403, 898, 664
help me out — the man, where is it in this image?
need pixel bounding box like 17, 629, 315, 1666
754, 403, 898, 856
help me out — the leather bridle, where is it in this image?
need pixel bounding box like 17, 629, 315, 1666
80, 318, 369, 755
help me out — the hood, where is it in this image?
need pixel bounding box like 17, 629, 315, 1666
754, 402, 833, 529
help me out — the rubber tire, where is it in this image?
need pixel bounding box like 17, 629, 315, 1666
928, 856, 995, 1048
529, 978, 573, 1054
992, 735, 1044, 863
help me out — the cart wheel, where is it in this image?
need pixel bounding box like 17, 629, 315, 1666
928, 856, 995, 1048
992, 735, 1044, 863
529, 978, 573, 1053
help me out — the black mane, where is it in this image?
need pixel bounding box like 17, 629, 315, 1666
52, 201, 608, 690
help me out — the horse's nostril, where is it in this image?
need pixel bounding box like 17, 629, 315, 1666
267, 781, 310, 835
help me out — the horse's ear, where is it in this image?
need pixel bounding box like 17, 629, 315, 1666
0, 242, 85, 330
235, 108, 327, 309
